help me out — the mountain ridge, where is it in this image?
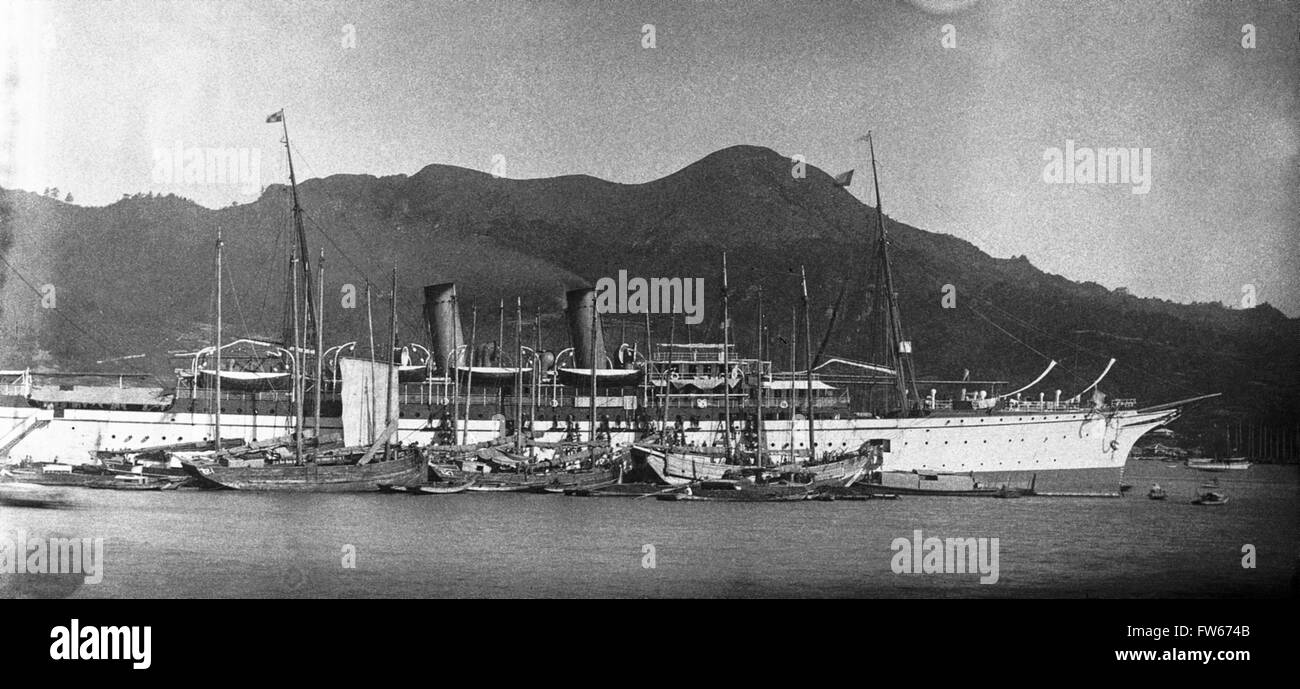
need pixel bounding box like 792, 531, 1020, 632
1, 145, 1295, 436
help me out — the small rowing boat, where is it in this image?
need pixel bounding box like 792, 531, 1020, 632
0, 482, 72, 508
1192, 484, 1229, 505
416, 480, 474, 494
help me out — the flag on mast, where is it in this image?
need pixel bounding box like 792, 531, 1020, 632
266, 109, 284, 123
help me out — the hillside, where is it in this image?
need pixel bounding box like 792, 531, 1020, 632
1, 145, 1296, 439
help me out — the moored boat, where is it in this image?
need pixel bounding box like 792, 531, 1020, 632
185, 442, 425, 492
87, 474, 183, 491
565, 482, 664, 497
0, 481, 72, 508
1186, 457, 1251, 472
1191, 483, 1229, 505
846, 482, 1006, 497
416, 480, 475, 494
655, 478, 814, 502
0, 462, 103, 487
810, 487, 900, 501
464, 478, 551, 493
379, 478, 475, 494
530, 465, 624, 494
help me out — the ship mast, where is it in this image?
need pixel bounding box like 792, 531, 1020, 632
274, 111, 317, 458
214, 225, 222, 452
387, 267, 398, 456
465, 306, 476, 446
366, 283, 376, 440
754, 287, 764, 467
801, 265, 815, 461
279, 112, 317, 354
589, 293, 598, 448
788, 307, 796, 462
721, 252, 732, 460
532, 306, 540, 455
663, 316, 674, 442
291, 253, 303, 463
314, 249, 324, 440
514, 297, 523, 455
865, 132, 920, 414
498, 299, 506, 418
387, 267, 397, 461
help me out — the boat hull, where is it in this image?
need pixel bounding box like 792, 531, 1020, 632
0, 401, 1176, 491
631, 407, 1174, 493
183, 451, 423, 492
0, 482, 72, 508
556, 368, 643, 388
657, 483, 813, 502
0, 470, 102, 487
198, 370, 292, 391
416, 480, 474, 494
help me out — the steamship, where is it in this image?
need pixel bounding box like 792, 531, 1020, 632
0, 128, 1207, 494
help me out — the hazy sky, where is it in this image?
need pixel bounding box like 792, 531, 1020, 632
2, 0, 1297, 314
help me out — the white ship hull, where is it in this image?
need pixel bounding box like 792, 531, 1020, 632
0, 404, 1174, 489
632, 408, 1178, 489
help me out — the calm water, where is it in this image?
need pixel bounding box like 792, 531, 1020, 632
2, 462, 1296, 598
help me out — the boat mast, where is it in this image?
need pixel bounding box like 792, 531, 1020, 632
386, 267, 397, 461
366, 282, 375, 440
291, 253, 303, 463
788, 307, 796, 462
366, 284, 375, 364
465, 306, 476, 446
721, 252, 732, 459
532, 306, 540, 454
498, 299, 505, 417
450, 294, 460, 446
589, 293, 598, 447
214, 225, 222, 451
643, 309, 652, 411
514, 297, 523, 454
387, 267, 397, 450
279, 113, 316, 360
314, 249, 324, 440
866, 132, 920, 414
663, 315, 674, 441
801, 265, 814, 462
755, 287, 764, 467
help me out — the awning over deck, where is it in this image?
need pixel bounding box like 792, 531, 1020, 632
28, 385, 173, 407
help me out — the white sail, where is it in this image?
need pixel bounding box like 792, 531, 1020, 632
339, 357, 399, 447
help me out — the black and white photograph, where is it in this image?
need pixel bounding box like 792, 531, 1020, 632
0, 0, 1296, 672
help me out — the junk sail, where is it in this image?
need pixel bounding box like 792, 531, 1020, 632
340, 357, 399, 447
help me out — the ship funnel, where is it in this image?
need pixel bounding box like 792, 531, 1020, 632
565, 287, 607, 369
423, 282, 465, 372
